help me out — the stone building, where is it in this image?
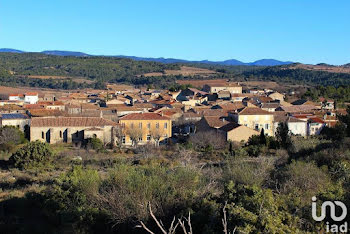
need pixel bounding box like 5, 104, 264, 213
0, 113, 30, 132
203, 82, 242, 94
30, 117, 117, 145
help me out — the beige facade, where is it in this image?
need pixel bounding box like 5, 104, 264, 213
222, 125, 259, 142
0, 114, 30, 132
30, 117, 116, 145
203, 83, 242, 94
268, 92, 284, 101
119, 113, 172, 146
230, 107, 274, 136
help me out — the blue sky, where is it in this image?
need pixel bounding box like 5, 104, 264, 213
0, 0, 349, 65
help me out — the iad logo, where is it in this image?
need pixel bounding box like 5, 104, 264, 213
312, 196, 348, 233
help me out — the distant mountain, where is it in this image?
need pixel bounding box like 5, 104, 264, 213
0, 48, 295, 66
249, 59, 293, 66
0, 48, 24, 53
114, 56, 291, 66
41, 50, 90, 57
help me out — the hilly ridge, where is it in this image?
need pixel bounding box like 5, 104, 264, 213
0, 48, 293, 66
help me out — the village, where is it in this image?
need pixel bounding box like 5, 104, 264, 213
0, 81, 338, 148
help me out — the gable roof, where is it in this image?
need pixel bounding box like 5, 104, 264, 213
0, 113, 29, 119
31, 117, 117, 127
237, 107, 272, 115
308, 117, 325, 124
119, 113, 170, 120
277, 105, 318, 113
261, 103, 280, 109
219, 122, 241, 132
203, 116, 230, 128
206, 82, 241, 88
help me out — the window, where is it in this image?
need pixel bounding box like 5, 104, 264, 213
139, 122, 142, 129
138, 136, 142, 142
156, 122, 159, 129
265, 124, 269, 130
59, 131, 62, 138
164, 123, 168, 129
42, 131, 45, 139
121, 123, 125, 128
122, 136, 125, 144
147, 123, 151, 129
130, 123, 134, 128
147, 135, 151, 141
255, 124, 259, 130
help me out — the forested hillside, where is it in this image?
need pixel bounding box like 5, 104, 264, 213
0, 53, 180, 89
1, 52, 350, 89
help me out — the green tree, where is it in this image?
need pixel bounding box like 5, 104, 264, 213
85, 137, 105, 152
259, 128, 266, 145
276, 122, 291, 149
9, 141, 54, 170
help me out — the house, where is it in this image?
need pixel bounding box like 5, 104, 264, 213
217, 90, 231, 100
176, 88, 208, 106
273, 115, 308, 136
229, 107, 274, 136
24, 92, 39, 104
260, 103, 280, 112
319, 98, 335, 110
42, 93, 56, 102
291, 99, 320, 108
268, 92, 284, 101
203, 82, 242, 94
275, 105, 318, 113
27, 109, 65, 117
30, 117, 117, 145
119, 113, 172, 146
219, 122, 259, 142
0, 113, 30, 132
248, 89, 265, 95
308, 117, 326, 135
196, 116, 230, 132
9, 92, 39, 104
8, 94, 24, 101
0, 100, 24, 107
211, 102, 245, 113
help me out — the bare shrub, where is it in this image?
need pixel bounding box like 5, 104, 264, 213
189, 130, 226, 151
224, 157, 275, 187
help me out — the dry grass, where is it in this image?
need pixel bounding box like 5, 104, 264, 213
26, 75, 94, 84
288, 64, 350, 74
142, 66, 217, 77
176, 79, 227, 87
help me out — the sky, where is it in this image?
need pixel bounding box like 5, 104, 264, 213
0, 0, 349, 65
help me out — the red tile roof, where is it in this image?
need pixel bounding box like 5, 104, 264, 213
25, 92, 39, 96
119, 113, 170, 120
9, 94, 24, 97
203, 116, 230, 128
31, 117, 117, 127
237, 107, 272, 115
309, 117, 325, 124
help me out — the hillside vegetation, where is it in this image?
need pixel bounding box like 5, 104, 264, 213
1, 53, 350, 89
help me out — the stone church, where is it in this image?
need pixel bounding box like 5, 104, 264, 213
30, 116, 117, 145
